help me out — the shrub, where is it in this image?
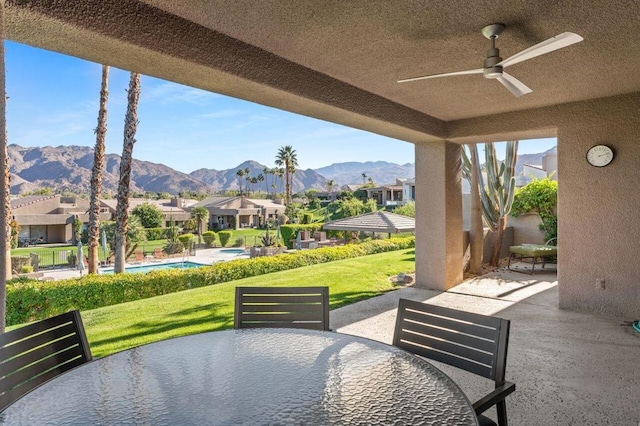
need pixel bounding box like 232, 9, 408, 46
233, 237, 245, 247
163, 241, 184, 255
20, 265, 34, 274
302, 212, 313, 224
202, 231, 216, 247
218, 231, 232, 247
6, 236, 414, 326
511, 177, 558, 241
178, 234, 195, 247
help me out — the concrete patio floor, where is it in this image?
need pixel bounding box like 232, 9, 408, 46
331, 269, 640, 425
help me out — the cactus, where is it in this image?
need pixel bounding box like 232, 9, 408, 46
464, 141, 518, 266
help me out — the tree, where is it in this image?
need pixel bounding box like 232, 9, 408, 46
361, 172, 367, 184
257, 173, 265, 194
88, 65, 109, 274
114, 72, 141, 273
0, 42, 10, 330
132, 202, 164, 228
461, 145, 483, 275
236, 169, 245, 196
275, 146, 298, 206
190, 206, 210, 244
392, 200, 414, 217
274, 167, 284, 196
262, 167, 270, 195
325, 179, 337, 198
340, 198, 364, 218
510, 177, 558, 242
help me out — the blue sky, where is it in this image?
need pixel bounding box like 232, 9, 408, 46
5, 42, 557, 173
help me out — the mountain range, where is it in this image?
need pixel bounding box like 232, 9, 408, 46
6, 144, 553, 195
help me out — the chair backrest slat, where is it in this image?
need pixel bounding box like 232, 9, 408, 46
0, 311, 92, 412
393, 299, 510, 383
235, 287, 330, 331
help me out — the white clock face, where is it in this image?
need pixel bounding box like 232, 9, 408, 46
586, 145, 614, 167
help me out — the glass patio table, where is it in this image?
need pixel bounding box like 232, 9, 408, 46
0, 329, 478, 425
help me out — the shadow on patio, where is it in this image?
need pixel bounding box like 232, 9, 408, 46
331, 270, 640, 425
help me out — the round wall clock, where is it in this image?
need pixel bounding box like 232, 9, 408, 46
586, 144, 614, 167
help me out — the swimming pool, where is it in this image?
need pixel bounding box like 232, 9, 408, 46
220, 248, 245, 254
101, 261, 206, 274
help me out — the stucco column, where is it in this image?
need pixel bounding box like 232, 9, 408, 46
414, 141, 463, 290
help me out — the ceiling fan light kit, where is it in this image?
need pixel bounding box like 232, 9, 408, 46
398, 23, 583, 97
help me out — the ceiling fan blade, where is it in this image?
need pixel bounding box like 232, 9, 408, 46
497, 73, 533, 97
498, 32, 583, 68
397, 68, 483, 83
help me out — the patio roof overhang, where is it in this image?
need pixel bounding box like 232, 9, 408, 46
3, 1, 639, 318
6, 1, 639, 144
324, 212, 415, 234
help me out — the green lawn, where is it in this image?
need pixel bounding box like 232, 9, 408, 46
82, 248, 415, 358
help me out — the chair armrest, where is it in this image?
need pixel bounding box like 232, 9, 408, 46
472, 381, 516, 415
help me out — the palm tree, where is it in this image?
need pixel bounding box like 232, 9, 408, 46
275, 167, 284, 196
262, 167, 270, 193
362, 172, 367, 184
114, 72, 141, 273
190, 206, 209, 244
88, 65, 109, 274
236, 169, 245, 196
0, 92, 10, 330
275, 146, 298, 205
325, 179, 337, 199
257, 173, 265, 195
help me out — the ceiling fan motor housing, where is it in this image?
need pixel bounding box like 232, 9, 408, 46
483, 47, 503, 79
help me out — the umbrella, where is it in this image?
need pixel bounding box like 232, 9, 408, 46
77, 241, 85, 276
101, 229, 108, 254
295, 231, 302, 250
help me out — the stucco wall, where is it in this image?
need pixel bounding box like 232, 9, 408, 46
556, 95, 640, 318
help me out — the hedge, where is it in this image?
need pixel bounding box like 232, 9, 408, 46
218, 231, 232, 247
6, 236, 415, 326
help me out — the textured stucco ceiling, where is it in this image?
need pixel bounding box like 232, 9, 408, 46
5, 0, 640, 143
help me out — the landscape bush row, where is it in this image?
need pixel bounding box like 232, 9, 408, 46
6, 237, 415, 326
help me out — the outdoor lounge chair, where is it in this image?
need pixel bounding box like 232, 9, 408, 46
507, 238, 557, 274
234, 286, 330, 331
393, 299, 515, 426
0, 310, 92, 412
153, 247, 165, 259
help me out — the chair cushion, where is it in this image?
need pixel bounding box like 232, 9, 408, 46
509, 244, 557, 257
477, 414, 497, 426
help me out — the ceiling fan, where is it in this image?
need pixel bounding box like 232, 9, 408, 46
397, 24, 583, 97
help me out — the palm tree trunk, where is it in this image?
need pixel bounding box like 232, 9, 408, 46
284, 161, 290, 205
114, 72, 141, 273
469, 147, 483, 274
0, 13, 10, 331
88, 65, 109, 274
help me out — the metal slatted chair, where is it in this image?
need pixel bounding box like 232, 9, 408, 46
393, 299, 515, 426
234, 287, 330, 331
0, 310, 92, 412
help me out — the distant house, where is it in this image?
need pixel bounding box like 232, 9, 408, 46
516, 147, 558, 187
366, 179, 405, 206
100, 197, 198, 227
402, 178, 415, 203
194, 196, 283, 230
11, 195, 110, 244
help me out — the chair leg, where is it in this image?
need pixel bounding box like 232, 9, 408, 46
496, 401, 508, 426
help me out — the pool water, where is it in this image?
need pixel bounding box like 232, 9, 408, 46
101, 261, 205, 275
220, 249, 245, 254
